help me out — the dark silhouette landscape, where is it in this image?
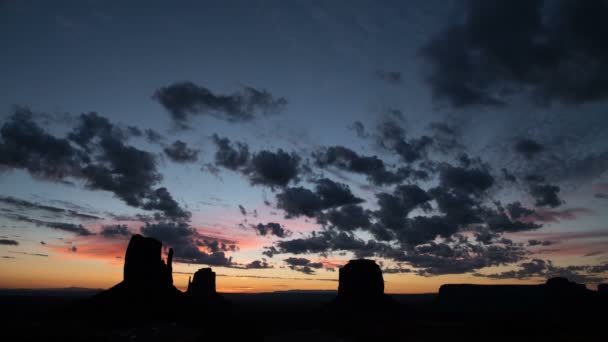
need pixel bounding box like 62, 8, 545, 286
2, 1, 608, 341
1, 234, 606, 341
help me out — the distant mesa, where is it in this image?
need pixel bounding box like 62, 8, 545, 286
438, 277, 603, 313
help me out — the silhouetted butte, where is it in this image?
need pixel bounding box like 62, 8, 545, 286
91, 234, 182, 314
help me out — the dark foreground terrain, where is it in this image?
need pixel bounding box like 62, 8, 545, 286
0, 288, 605, 342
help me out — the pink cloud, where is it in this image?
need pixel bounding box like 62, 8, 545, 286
528, 208, 594, 223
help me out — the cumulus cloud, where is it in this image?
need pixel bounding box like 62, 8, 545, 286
422, 0, 608, 107
276, 178, 363, 218
153, 81, 287, 128
530, 184, 563, 208
100, 224, 131, 238
284, 257, 324, 274
377, 119, 433, 163
0, 196, 101, 220
244, 259, 273, 269
0, 108, 83, 179
211, 134, 250, 170
514, 139, 544, 159
163, 140, 199, 163
247, 149, 301, 188
252, 222, 290, 238
313, 146, 423, 185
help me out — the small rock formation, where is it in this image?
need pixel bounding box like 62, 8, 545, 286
186, 268, 216, 297
184, 267, 230, 314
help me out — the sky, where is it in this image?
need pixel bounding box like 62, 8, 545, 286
1, 0, 608, 293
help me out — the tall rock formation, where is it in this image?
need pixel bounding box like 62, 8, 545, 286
92, 234, 181, 312
123, 234, 174, 289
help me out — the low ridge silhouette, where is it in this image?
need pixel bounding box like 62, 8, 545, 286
4, 234, 608, 340
438, 276, 603, 315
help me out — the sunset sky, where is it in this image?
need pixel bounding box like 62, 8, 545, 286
1, 0, 607, 293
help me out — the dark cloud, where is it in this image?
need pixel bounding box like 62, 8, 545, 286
501, 168, 517, 182
377, 120, 433, 163
45, 222, 94, 236
0, 196, 101, 220
153, 81, 287, 128
533, 208, 593, 222
144, 129, 164, 144
398, 239, 528, 276
141, 222, 233, 266
142, 187, 191, 222
422, 0, 608, 107
524, 174, 546, 183
3, 212, 96, 236
244, 259, 273, 269
0, 239, 19, 245
506, 202, 535, 220
528, 239, 553, 247
276, 187, 323, 218
163, 140, 199, 163
247, 149, 301, 188
238, 205, 247, 216
196, 239, 237, 253
313, 146, 411, 185
284, 257, 323, 274
595, 193, 608, 199
100, 224, 131, 238
321, 204, 371, 231
8, 251, 48, 257
438, 165, 494, 194
68, 112, 123, 149
0, 108, 83, 179
484, 209, 542, 233
315, 178, 363, 208
212, 134, 250, 170
252, 222, 290, 238
530, 184, 563, 207
514, 139, 544, 159
276, 178, 362, 218
69, 113, 191, 221
428, 122, 463, 153
373, 185, 433, 238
